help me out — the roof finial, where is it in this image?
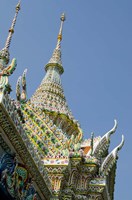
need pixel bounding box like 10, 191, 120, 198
100, 135, 124, 176
5, 1, 21, 50
45, 13, 66, 74
56, 13, 66, 50
0, 0, 21, 65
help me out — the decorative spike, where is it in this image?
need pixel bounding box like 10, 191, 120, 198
21, 69, 27, 102
22, 69, 27, 88
16, 69, 27, 103
0, 1, 21, 65
56, 13, 66, 50
46, 13, 66, 73
5, 1, 21, 51
16, 76, 21, 101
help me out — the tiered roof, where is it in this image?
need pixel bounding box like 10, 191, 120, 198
0, 2, 124, 200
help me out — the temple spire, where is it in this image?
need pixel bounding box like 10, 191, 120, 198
56, 13, 66, 50
30, 13, 74, 119
45, 13, 66, 74
0, 1, 21, 65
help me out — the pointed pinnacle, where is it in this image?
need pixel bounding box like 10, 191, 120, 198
56, 13, 66, 49
46, 13, 66, 73
16, 1, 21, 12
2, 0, 21, 64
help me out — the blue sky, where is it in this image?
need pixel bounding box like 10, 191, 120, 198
0, 0, 131, 199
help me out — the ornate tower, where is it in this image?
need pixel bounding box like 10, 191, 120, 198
0, 2, 124, 200
30, 13, 74, 119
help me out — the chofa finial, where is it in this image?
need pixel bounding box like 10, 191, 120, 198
100, 135, 124, 176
